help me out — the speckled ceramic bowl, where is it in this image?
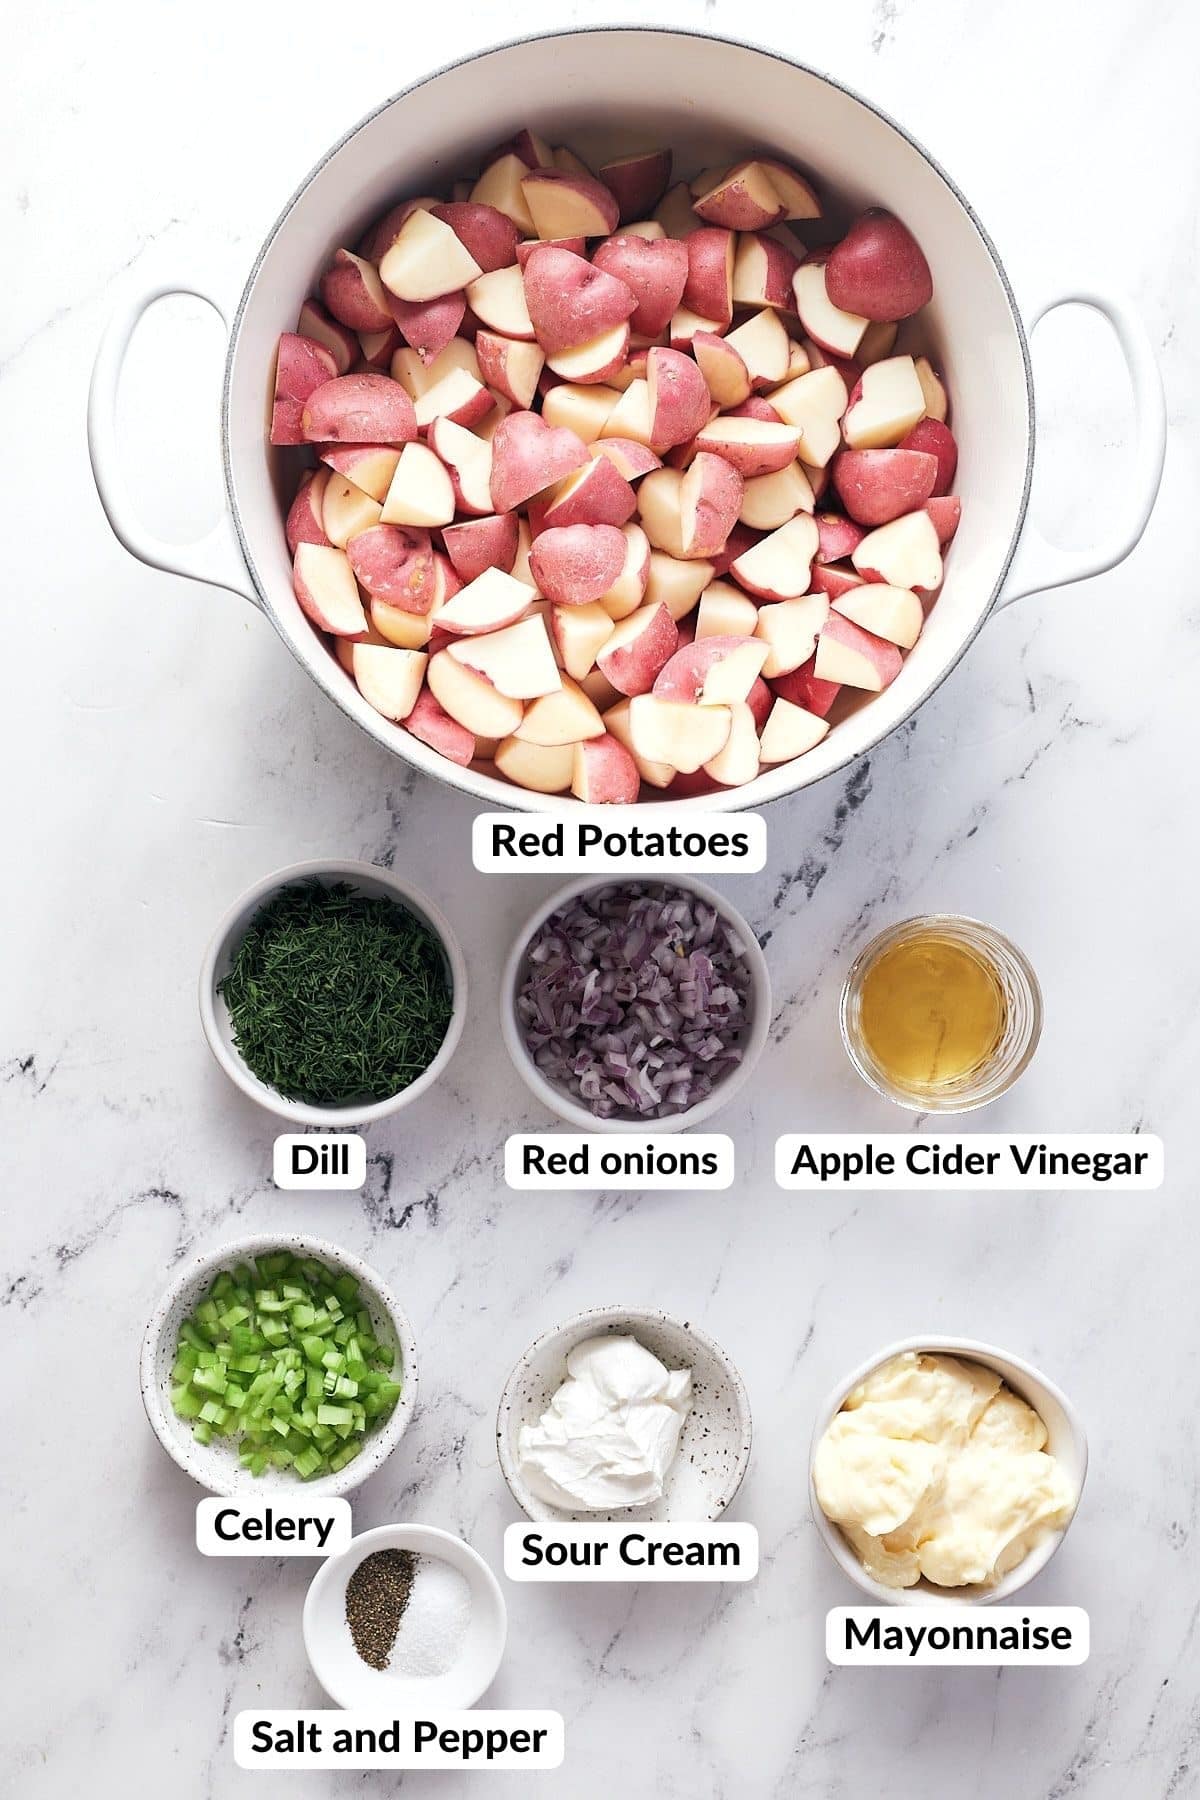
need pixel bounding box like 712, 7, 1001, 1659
140, 1233, 419, 1497
496, 1306, 752, 1523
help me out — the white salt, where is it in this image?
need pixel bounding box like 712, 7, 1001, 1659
387, 1554, 472, 1678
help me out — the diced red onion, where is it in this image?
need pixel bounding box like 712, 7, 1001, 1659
516, 883, 755, 1121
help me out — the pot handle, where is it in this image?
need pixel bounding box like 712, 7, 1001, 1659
87, 278, 260, 607
994, 287, 1166, 609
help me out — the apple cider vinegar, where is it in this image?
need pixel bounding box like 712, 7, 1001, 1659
840, 916, 1043, 1112
857, 933, 1005, 1088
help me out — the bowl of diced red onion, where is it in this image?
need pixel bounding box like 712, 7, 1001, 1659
501, 877, 771, 1131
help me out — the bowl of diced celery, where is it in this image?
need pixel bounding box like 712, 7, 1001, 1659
141, 1234, 418, 1496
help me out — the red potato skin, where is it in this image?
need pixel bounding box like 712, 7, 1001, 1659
725, 395, 781, 424
771, 655, 841, 717
592, 237, 689, 338
301, 374, 416, 446
667, 768, 723, 799
489, 410, 589, 513
818, 610, 903, 686
736, 231, 802, 308
925, 495, 962, 545
808, 561, 865, 601
832, 448, 939, 527
319, 250, 394, 333
297, 300, 357, 374
516, 235, 587, 269
815, 512, 865, 561
600, 150, 673, 223
808, 342, 863, 393
521, 168, 621, 236
522, 246, 636, 354
358, 326, 401, 369
285, 470, 330, 554
574, 734, 640, 803
359, 198, 433, 264
347, 525, 436, 613
529, 523, 628, 605
746, 675, 772, 731
272, 334, 339, 445
543, 457, 637, 530
431, 553, 463, 607
684, 452, 744, 557
592, 438, 662, 481
683, 228, 735, 325
825, 209, 933, 321
710, 522, 761, 578
900, 419, 958, 496
387, 291, 466, 362
647, 347, 713, 452
430, 202, 521, 272
442, 513, 520, 583
403, 687, 476, 766
652, 634, 757, 702
599, 602, 679, 696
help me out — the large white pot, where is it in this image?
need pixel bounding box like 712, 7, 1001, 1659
88, 27, 1165, 814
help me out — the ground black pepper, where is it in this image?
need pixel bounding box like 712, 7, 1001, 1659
345, 1548, 417, 1669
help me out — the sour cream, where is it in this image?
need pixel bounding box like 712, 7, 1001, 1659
517, 1335, 693, 1511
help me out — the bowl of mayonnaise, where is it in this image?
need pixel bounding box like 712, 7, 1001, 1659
809, 1335, 1087, 1606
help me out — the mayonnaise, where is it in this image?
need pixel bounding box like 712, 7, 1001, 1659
517, 1335, 692, 1511
813, 1351, 1076, 1589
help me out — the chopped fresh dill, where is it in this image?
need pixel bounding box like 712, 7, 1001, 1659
219, 880, 454, 1106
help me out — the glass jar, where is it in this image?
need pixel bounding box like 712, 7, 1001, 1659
839, 915, 1043, 1113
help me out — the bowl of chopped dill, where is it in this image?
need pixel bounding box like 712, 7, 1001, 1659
199, 860, 467, 1126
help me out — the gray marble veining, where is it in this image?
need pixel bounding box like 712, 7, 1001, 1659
4, 0, 1198, 1794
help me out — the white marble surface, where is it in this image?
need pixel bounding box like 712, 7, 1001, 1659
4, 0, 1196, 1794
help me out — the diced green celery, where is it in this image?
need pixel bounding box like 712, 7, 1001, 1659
329, 1440, 361, 1472
193, 1421, 213, 1446
316, 1403, 353, 1426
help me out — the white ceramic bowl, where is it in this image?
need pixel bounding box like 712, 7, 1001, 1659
808, 1334, 1088, 1606
500, 875, 770, 1134
303, 1523, 507, 1710
141, 1232, 419, 1497
497, 1306, 753, 1522
90, 28, 1164, 815
198, 858, 467, 1128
